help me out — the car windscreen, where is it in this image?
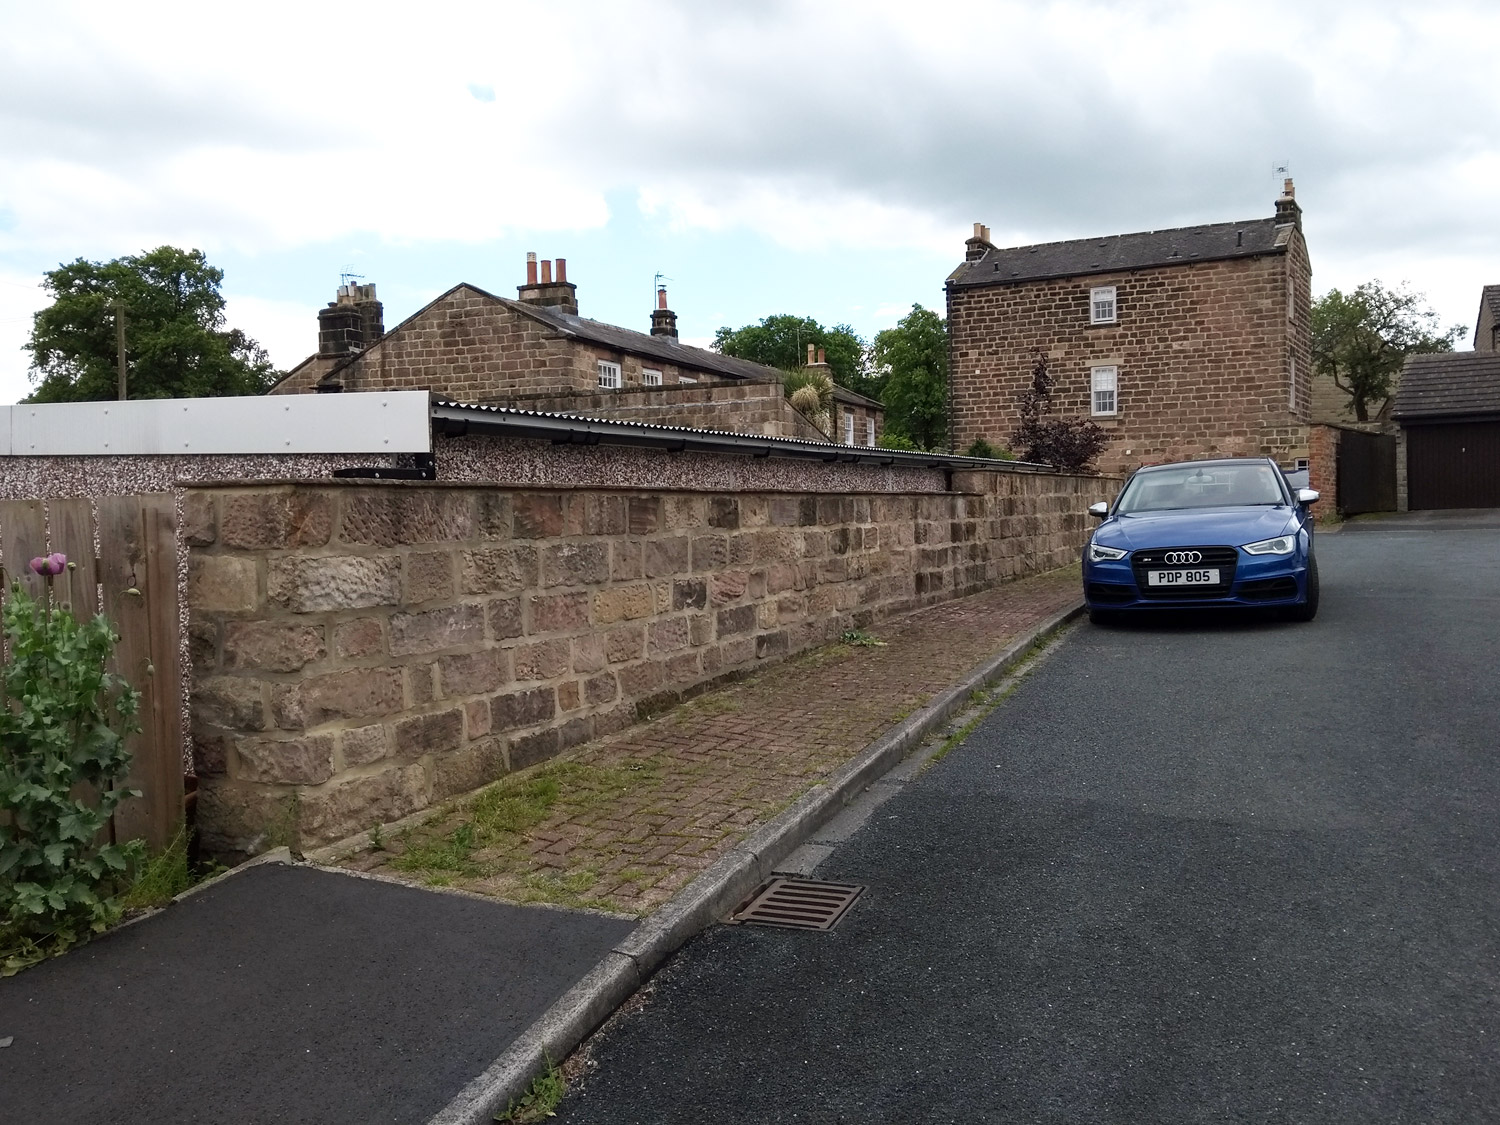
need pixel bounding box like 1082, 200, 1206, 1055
1115, 464, 1288, 513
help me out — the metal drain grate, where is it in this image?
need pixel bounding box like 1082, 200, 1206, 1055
730, 877, 865, 931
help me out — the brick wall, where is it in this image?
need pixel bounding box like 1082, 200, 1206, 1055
187, 470, 1114, 856
949, 245, 1312, 474
1307, 424, 1339, 508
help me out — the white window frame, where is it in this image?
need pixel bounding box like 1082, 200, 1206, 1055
597, 360, 621, 390
866, 417, 876, 447
1289, 357, 1297, 412
1090, 365, 1118, 417
1090, 286, 1117, 325
641, 368, 662, 387
678, 375, 697, 385
843, 410, 855, 445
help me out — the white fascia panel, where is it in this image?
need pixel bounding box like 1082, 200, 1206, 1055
7, 392, 433, 456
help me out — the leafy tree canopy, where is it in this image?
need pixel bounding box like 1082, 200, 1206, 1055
871, 303, 949, 451
1311, 281, 1463, 422
712, 315, 870, 395
24, 246, 279, 403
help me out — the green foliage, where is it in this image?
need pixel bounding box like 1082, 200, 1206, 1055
1311, 281, 1463, 422
502, 1056, 566, 1122
0, 573, 142, 975
713, 315, 870, 394
121, 822, 219, 910
782, 367, 835, 415
964, 437, 1014, 460
24, 246, 280, 403
840, 629, 887, 647
872, 304, 949, 451
876, 431, 920, 451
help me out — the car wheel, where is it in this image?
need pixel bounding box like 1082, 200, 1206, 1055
1088, 607, 1118, 627
1287, 555, 1319, 622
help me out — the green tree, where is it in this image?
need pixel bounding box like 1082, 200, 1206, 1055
712, 315, 870, 394
1311, 281, 1463, 422
871, 304, 949, 451
24, 247, 279, 402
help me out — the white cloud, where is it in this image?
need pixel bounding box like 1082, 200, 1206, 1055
0, 272, 47, 404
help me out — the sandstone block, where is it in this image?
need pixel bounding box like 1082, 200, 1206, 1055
405, 551, 455, 603
673, 578, 707, 610
196, 781, 299, 860
571, 634, 607, 674
716, 604, 756, 637
488, 596, 524, 639
438, 649, 507, 697
394, 708, 465, 760
510, 728, 561, 771
235, 734, 335, 785
190, 555, 260, 613
513, 638, 571, 682
334, 618, 385, 660
297, 765, 428, 847
648, 616, 689, 655
389, 604, 485, 655
341, 723, 390, 768
644, 537, 690, 578
223, 622, 326, 673
461, 546, 539, 594
708, 497, 740, 529
627, 497, 660, 535
558, 680, 581, 711
340, 491, 473, 546
530, 591, 591, 632
584, 672, 617, 706
431, 737, 508, 802
541, 542, 610, 588
616, 660, 664, 697
594, 584, 653, 624
273, 667, 404, 728
193, 677, 267, 731
604, 626, 644, 663
222, 490, 333, 550
512, 494, 564, 538
491, 686, 556, 731
268, 555, 401, 613
182, 492, 217, 547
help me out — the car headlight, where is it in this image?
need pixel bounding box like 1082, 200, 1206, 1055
1242, 534, 1296, 555
1088, 541, 1128, 562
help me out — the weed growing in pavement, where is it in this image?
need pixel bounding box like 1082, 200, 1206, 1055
121, 823, 223, 911
367, 822, 385, 851
840, 628, 887, 647
501, 1055, 566, 1122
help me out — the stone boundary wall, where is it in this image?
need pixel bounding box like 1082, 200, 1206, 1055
187, 469, 1116, 857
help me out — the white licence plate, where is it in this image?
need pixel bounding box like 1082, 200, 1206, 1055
1147, 568, 1220, 587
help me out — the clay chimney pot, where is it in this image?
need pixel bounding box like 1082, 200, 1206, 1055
556, 258, 567, 283
540, 260, 553, 284
526, 252, 538, 285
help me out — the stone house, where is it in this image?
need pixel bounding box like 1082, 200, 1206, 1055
946, 181, 1313, 476
1475, 285, 1499, 353
270, 257, 883, 446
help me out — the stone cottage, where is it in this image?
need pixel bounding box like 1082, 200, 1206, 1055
946, 181, 1313, 475
270, 257, 883, 446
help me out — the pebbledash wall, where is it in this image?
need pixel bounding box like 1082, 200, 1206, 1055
185, 446, 1113, 858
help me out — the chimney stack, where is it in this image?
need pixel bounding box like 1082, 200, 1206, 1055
817, 347, 826, 365
1274, 178, 1302, 229
807, 344, 816, 365
317, 281, 384, 357
649, 285, 678, 338
965, 221, 996, 263
516, 251, 579, 315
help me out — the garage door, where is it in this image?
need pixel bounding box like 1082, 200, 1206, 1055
1407, 421, 1500, 510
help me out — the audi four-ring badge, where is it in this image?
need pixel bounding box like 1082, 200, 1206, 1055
1081, 456, 1320, 623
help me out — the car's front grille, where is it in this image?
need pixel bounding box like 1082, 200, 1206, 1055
1131, 545, 1238, 600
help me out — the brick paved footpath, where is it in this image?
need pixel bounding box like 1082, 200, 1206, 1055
332, 566, 1081, 915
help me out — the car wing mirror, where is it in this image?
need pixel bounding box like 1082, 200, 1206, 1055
1088, 502, 1110, 518
1297, 488, 1320, 505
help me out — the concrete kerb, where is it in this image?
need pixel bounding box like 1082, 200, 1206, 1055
427, 598, 1084, 1125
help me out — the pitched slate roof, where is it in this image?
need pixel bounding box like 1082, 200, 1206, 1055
494, 293, 782, 383
1392, 352, 1500, 420
948, 217, 1292, 289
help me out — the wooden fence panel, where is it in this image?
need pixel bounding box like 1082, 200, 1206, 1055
0, 498, 48, 605
48, 498, 101, 617
96, 496, 184, 852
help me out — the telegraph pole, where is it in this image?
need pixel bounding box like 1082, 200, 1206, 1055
114, 299, 127, 399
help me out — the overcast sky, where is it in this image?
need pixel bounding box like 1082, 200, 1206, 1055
2, 0, 1496, 402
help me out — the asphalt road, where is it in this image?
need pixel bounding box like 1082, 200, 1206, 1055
556, 512, 1500, 1124
0, 863, 632, 1125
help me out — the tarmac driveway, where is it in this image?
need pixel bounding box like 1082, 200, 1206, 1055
553, 513, 1500, 1123
0, 863, 632, 1125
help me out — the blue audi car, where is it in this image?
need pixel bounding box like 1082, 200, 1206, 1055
1082, 457, 1320, 623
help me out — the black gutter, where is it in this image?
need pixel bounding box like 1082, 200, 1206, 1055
428, 401, 1057, 474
